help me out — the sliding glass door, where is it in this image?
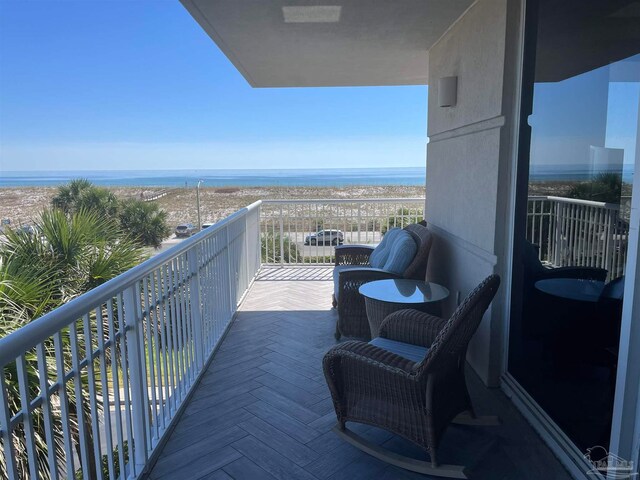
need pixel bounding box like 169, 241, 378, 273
509, 0, 640, 455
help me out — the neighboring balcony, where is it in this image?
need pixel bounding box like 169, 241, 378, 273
0, 196, 611, 479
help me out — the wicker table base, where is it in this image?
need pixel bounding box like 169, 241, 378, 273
359, 279, 449, 338
364, 298, 442, 338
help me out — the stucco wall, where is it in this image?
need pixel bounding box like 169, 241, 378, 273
426, 0, 519, 386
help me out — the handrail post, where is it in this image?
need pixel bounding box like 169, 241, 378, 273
123, 284, 149, 474
279, 206, 285, 266
257, 203, 262, 272
188, 246, 204, 369
245, 212, 250, 291
553, 200, 562, 266
226, 224, 235, 309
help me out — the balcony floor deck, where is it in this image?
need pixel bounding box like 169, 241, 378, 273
145, 267, 571, 480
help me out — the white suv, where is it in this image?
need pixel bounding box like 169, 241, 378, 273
304, 229, 344, 246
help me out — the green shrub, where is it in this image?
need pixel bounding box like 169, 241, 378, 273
75, 440, 129, 480
261, 232, 300, 263
567, 173, 622, 204
381, 208, 424, 234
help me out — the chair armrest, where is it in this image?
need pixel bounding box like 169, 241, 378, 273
338, 267, 401, 282
538, 266, 607, 282
323, 341, 415, 376
323, 341, 419, 417
335, 245, 375, 266
379, 309, 448, 347
337, 268, 402, 306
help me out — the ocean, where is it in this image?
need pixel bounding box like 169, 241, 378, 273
0, 168, 426, 188
0, 165, 633, 188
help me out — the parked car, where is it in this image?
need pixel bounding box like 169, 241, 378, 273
305, 229, 344, 246
18, 225, 37, 236
175, 223, 196, 237
201, 223, 213, 230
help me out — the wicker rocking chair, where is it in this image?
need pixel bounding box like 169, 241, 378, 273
323, 274, 501, 478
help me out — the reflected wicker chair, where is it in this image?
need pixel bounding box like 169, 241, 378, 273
323, 274, 501, 478
333, 222, 433, 340
521, 240, 607, 339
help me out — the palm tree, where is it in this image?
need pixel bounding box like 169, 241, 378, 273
51, 178, 93, 214
119, 199, 171, 248
0, 208, 145, 478
52, 179, 171, 249
52, 179, 119, 218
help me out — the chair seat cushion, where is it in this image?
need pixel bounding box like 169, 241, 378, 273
369, 337, 428, 363
333, 265, 369, 301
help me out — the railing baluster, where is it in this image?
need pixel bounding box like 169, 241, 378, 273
123, 283, 149, 475
157, 267, 172, 417
36, 342, 59, 479
107, 298, 126, 477
15, 354, 38, 479
95, 306, 116, 480
53, 331, 75, 477
81, 312, 104, 480
188, 246, 204, 370
0, 370, 18, 479
144, 276, 160, 440
69, 321, 91, 479
279, 206, 285, 266
136, 278, 151, 449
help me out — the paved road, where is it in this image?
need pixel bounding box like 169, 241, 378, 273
149, 231, 383, 259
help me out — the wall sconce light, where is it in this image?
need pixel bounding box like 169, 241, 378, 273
438, 76, 458, 107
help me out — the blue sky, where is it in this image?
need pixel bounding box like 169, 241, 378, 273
529, 56, 639, 171
0, 1, 428, 171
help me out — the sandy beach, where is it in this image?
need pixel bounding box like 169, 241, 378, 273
0, 185, 428, 228
0, 180, 598, 229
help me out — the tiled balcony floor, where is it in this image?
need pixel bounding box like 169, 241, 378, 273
145, 267, 572, 480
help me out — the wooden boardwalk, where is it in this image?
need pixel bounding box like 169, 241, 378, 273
145, 267, 571, 480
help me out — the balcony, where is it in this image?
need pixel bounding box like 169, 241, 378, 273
0, 196, 614, 479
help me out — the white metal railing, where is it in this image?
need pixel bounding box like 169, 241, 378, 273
526, 196, 629, 280
0, 201, 261, 480
260, 198, 426, 266
257, 196, 626, 275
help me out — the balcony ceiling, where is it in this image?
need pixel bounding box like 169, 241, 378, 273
179, 0, 473, 87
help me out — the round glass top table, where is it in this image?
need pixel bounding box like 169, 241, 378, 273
534, 278, 605, 303
359, 279, 450, 338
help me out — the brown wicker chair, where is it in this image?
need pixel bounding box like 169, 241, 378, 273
323, 274, 501, 478
333, 223, 433, 340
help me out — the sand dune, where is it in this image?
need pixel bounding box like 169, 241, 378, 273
0, 185, 427, 228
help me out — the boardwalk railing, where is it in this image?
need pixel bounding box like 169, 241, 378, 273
0, 201, 261, 480
260, 198, 426, 266
526, 196, 629, 280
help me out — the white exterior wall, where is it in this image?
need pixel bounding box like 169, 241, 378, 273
426, 0, 521, 386
425, 0, 640, 474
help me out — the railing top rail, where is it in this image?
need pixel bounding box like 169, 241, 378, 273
261, 198, 425, 205
527, 195, 621, 209
0, 200, 262, 366
545, 195, 620, 209
527, 196, 550, 201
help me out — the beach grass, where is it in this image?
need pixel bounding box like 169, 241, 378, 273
0, 185, 427, 228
